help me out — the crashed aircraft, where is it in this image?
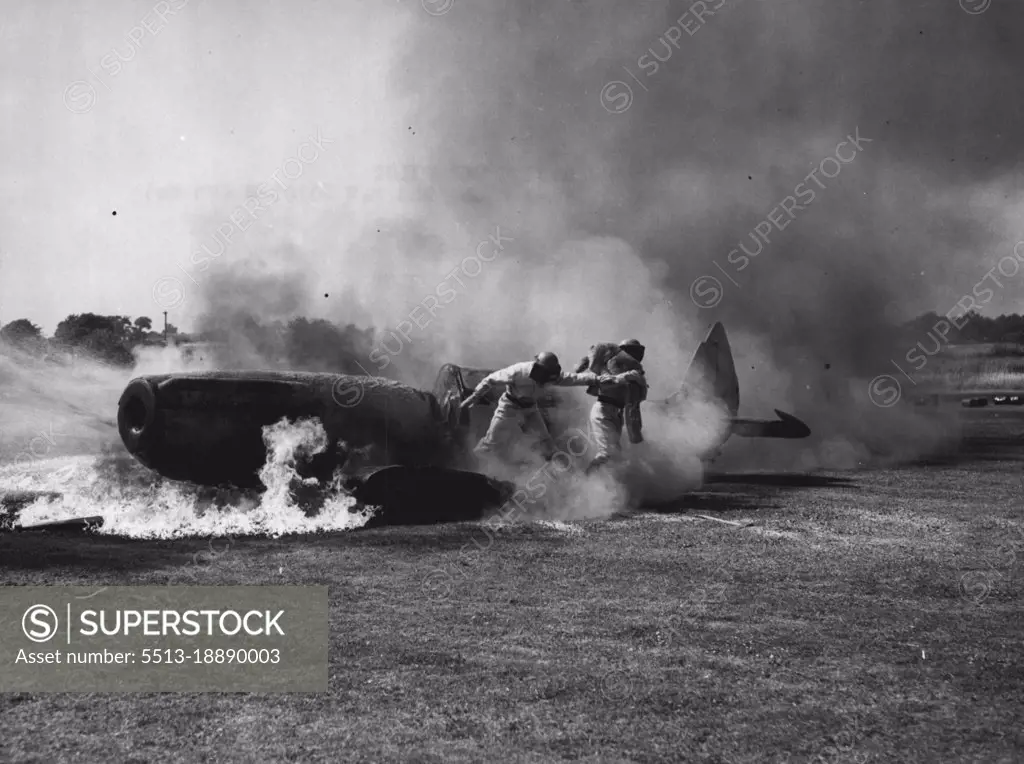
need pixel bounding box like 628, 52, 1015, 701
110, 322, 809, 523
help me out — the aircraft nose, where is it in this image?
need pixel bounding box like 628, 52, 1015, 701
117, 378, 158, 459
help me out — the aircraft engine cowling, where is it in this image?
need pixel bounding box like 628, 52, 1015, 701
116, 371, 454, 487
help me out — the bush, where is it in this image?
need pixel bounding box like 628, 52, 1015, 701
54, 313, 135, 367
0, 319, 44, 354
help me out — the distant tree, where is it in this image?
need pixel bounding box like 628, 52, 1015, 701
54, 313, 134, 366
128, 316, 153, 344
55, 313, 131, 344
904, 309, 1024, 345
286, 317, 378, 374
1, 318, 42, 342
956, 311, 987, 343
0, 319, 44, 353
81, 329, 134, 365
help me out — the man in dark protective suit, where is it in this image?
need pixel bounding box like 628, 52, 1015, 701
574, 339, 648, 472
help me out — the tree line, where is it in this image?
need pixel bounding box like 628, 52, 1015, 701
901, 310, 1024, 346
0, 313, 376, 373
3, 309, 1024, 370
0, 314, 176, 365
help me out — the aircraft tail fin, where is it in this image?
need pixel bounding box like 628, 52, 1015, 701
681, 321, 740, 416
678, 322, 810, 441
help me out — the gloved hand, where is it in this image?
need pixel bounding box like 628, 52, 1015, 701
599, 370, 644, 386
617, 370, 645, 384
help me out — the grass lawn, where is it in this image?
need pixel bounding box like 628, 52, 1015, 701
1, 439, 1022, 763
909, 343, 1024, 390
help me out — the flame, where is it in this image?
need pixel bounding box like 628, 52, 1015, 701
0, 418, 375, 538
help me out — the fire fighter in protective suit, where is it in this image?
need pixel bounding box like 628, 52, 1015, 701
459, 351, 642, 466
574, 339, 648, 472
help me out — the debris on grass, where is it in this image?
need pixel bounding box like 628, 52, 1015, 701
693, 514, 754, 528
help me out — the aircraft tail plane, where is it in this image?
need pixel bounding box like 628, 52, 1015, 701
673, 322, 810, 447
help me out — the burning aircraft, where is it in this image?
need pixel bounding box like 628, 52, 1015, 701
108, 322, 809, 523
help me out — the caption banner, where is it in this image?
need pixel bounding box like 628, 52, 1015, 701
0, 586, 328, 692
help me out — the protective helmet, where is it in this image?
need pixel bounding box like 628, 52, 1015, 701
618, 338, 645, 362
534, 351, 561, 373
531, 351, 562, 382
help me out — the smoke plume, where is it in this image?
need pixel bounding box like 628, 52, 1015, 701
187, 0, 1024, 479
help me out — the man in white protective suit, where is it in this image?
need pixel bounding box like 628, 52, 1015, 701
460, 351, 642, 468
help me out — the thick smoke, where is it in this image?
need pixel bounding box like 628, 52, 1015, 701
0, 339, 138, 464
187, 1, 1024, 478
192, 265, 384, 376
384, 0, 1024, 468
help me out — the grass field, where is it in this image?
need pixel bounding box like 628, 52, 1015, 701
910, 343, 1024, 390
2, 438, 1022, 763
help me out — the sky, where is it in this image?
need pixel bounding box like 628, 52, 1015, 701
0, 0, 1022, 395
0, 0, 409, 334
